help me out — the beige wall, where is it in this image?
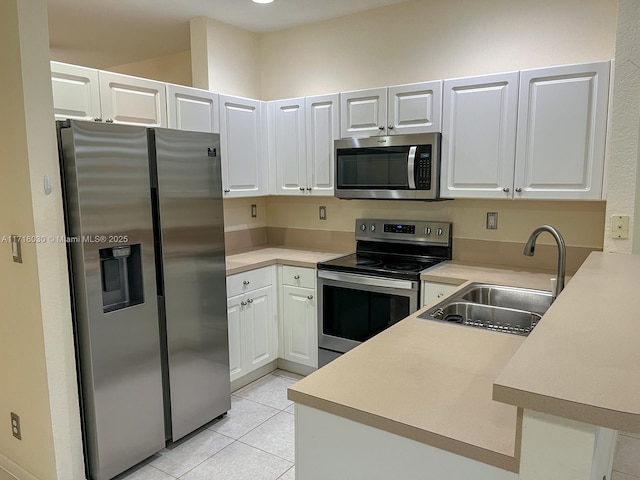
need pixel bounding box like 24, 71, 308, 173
266, 196, 606, 248
190, 17, 261, 98
0, 1, 83, 479
107, 50, 192, 86
259, 0, 616, 100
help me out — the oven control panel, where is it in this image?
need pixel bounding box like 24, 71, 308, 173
356, 219, 452, 245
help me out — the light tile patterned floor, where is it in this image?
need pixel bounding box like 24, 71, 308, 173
116, 370, 301, 480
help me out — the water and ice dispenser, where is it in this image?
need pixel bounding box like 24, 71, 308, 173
99, 244, 144, 313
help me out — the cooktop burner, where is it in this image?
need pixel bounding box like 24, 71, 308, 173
356, 258, 383, 267
383, 263, 423, 272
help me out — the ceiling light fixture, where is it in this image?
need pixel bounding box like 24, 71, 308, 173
252, 0, 274, 4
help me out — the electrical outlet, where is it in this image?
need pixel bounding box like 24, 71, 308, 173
251, 204, 257, 218
11, 412, 21, 440
486, 212, 498, 230
319, 206, 327, 220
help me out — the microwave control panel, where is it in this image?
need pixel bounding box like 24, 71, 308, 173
415, 148, 432, 189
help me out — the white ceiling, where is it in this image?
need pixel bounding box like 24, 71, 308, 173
47, 0, 409, 68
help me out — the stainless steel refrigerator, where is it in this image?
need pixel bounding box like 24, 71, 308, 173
58, 120, 231, 480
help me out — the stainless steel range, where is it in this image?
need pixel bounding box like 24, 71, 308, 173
317, 218, 453, 366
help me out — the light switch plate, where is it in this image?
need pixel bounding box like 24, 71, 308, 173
319, 206, 327, 220
611, 215, 629, 239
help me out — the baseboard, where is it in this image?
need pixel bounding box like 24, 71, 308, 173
0, 453, 38, 480
277, 359, 315, 377
230, 360, 278, 392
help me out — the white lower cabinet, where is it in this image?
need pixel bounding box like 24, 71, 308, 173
279, 266, 318, 369
226, 268, 277, 383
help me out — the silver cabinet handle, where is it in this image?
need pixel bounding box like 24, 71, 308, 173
294, 275, 300, 279
437, 293, 444, 298
515, 187, 522, 192
241, 301, 247, 306
378, 126, 385, 130
105, 118, 114, 123
243, 280, 250, 285
503, 187, 510, 193
306, 187, 311, 191
94, 117, 102, 122
307, 295, 313, 300
224, 189, 230, 193
247, 298, 253, 304
388, 125, 394, 130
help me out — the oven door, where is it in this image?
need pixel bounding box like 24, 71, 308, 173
317, 270, 419, 361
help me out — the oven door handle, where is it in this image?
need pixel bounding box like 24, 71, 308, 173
317, 270, 417, 291
407, 146, 417, 189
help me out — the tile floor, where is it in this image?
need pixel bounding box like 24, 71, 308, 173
116, 370, 301, 480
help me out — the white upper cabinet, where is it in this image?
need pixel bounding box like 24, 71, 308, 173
98, 71, 167, 127
271, 98, 307, 195
50, 61, 101, 122
219, 94, 265, 197
513, 61, 610, 200
340, 87, 387, 138
270, 94, 339, 196
305, 94, 339, 195
441, 72, 519, 199
166, 84, 219, 133
340, 82, 442, 138
388, 81, 442, 135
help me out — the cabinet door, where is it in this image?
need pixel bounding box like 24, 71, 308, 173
340, 88, 387, 138
388, 81, 443, 135
272, 98, 306, 195
306, 94, 339, 196
219, 95, 264, 197
167, 84, 219, 133
421, 282, 458, 307
514, 62, 610, 200
282, 285, 317, 368
441, 72, 519, 199
227, 294, 245, 383
98, 71, 167, 127
50, 62, 101, 121
245, 285, 276, 371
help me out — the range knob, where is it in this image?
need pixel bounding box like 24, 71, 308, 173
370, 224, 376, 232
425, 227, 432, 236
360, 224, 367, 232
436, 228, 444, 236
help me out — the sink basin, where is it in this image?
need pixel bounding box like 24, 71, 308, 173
418, 283, 552, 336
460, 284, 552, 315
420, 301, 541, 336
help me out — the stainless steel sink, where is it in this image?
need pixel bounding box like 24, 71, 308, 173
418, 283, 552, 336
460, 284, 552, 315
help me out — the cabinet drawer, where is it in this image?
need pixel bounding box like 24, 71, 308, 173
281, 266, 315, 289
227, 266, 272, 297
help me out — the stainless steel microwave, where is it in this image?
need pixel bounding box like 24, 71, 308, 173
335, 133, 441, 200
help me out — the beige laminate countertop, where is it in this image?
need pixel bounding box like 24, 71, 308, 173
225, 247, 342, 275
493, 252, 640, 433
288, 261, 562, 473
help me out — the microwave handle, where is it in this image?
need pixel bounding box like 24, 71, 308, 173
407, 146, 417, 189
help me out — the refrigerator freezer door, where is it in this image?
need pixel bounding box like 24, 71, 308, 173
60, 121, 165, 480
152, 128, 231, 441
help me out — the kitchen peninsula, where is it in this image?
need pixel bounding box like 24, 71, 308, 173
289, 251, 638, 479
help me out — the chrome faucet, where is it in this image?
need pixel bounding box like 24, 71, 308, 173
523, 225, 566, 302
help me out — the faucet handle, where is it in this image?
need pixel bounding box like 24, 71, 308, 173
550, 278, 558, 297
